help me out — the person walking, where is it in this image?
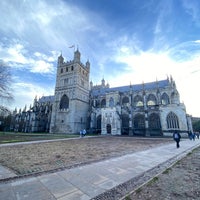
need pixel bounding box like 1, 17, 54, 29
80, 130, 83, 138
83, 129, 86, 137
173, 130, 181, 148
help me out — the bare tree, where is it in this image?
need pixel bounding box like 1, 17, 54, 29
0, 60, 13, 113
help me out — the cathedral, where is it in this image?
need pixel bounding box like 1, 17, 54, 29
11, 49, 193, 136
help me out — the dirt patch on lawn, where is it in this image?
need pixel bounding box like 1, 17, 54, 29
125, 146, 200, 200
0, 136, 172, 176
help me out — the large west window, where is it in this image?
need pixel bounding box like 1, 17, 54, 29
60, 94, 69, 109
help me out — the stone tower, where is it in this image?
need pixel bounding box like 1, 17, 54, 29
50, 49, 90, 134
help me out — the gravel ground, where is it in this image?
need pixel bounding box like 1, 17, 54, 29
122, 145, 200, 200
0, 136, 171, 177
1, 136, 199, 199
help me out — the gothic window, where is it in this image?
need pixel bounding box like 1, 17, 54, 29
161, 93, 170, 105
149, 113, 161, 129
59, 94, 69, 109
64, 78, 68, 85
147, 94, 157, 106
71, 65, 74, 71
60, 68, 63, 73
122, 96, 129, 105
167, 112, 179, 129
101, 99, 106, 108
96, 100, 100, 108
109, 97, 114, 107
133, 95, 143, 107
66, 67, 68, 72
133, 114, 145, 129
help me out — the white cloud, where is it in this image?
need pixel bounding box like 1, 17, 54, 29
31, 60, 54, 74
11, 80, 54, 110
0, 42, 30, 65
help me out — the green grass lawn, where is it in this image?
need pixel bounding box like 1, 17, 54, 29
0, 132, 79, 144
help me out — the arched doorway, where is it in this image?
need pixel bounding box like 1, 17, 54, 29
106, 124, 111, 134
121, 114, 129, 135
133, 114, 145, 136
96, 115, 101, 134
148, 113, 162, 136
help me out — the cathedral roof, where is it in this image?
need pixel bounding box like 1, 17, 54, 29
90, 79, 169, 96
38, 95, 55, 103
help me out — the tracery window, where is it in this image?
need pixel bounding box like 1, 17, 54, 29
133, 114, 145, 129
149, 113, 161, 129
122, 96, 129, 105
59, 94, 69, 109
147, 94, 157, 106
101, 99, 106, 108
64, 78, 68, 85
161, 93, 170, 105
133, 95, 143, 107
167, 112, 179, 129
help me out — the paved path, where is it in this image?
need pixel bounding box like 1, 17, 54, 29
0, 139, 200, 200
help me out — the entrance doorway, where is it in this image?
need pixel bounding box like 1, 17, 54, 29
106, 124, 111, 134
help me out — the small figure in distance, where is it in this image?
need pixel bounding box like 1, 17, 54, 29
173, 130, 181, 148
80, 129, 83, 138
83, 129, 86, 137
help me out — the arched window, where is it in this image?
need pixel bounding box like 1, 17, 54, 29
96, 100, 100, 108
133, 114, 145, 129
133, 95, 143, 107
147, 94, 157, 106
122, 96, 129, 105
167, 112, 179, 129
161, 93, 170, 105
109, 97, 114, 107
101, 99, 106, 108
149, 113, 161, 129
59, 95, 69, 109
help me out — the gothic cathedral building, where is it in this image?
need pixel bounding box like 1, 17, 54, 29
11, 49, 193, 136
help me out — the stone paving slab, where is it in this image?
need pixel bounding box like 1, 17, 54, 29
0, 139, 200, 200
0, 165, 17, 180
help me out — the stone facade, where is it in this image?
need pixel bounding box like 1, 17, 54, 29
11, 50, 193, 136
50, 50, 90, 134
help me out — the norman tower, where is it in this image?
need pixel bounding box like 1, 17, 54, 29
50, 49, 90, 133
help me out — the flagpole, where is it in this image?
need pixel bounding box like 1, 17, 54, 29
69, 45, 75, 52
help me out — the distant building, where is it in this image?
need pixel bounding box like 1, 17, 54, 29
11, 49, 193, 136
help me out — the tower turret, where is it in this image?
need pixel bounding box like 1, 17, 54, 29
74, 49, 81, 63
58, 54, 64, 66
86, 60, 90, 69
101, 78, 105, 87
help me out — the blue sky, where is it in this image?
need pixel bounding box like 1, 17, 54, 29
0, 0, 200, 116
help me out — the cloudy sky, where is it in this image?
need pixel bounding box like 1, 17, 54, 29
0, 0, 200, 117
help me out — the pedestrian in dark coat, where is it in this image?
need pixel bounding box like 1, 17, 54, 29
173, 130, 181, 148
